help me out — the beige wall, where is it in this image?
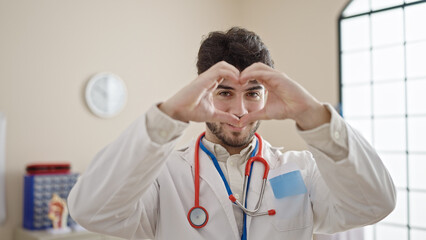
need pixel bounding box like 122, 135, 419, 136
0, 0, 347, 239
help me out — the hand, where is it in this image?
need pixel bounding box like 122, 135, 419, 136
159, 61, 241, 126
238, 63, 331, 130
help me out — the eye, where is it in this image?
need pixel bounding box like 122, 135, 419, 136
218, 91, 232, 97
246, 91, 260, 98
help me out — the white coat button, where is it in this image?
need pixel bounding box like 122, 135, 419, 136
229, 162, 234, 166
334, 131, 340, 140
234, 194, 239, 200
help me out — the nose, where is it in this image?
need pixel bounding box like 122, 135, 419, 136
230, 96, 248, 119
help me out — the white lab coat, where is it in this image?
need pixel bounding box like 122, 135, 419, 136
68, 106, 396, 240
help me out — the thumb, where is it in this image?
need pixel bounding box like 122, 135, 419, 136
212, 111, 240, 126
238, 109, 268, 127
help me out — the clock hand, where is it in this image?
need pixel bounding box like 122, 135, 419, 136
95, 88, 108, 99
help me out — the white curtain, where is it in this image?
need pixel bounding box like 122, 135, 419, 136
0, 113, 6, 225
313, 228, 364, 240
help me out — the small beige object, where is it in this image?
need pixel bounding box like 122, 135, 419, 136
48, 193, 69, 230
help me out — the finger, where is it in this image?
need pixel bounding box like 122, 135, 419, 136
240, 63, 274, 83
200, 66, 240, 89
206, 79, 220, 92
242, 62, 270, 72
238, 109, 269, 127
239, 62, 270, 82
239, 70, 277, 88
214, 61, 241, 78
218, 68, 240, 83
212, 110, 240, 126
209, 61, 240, 80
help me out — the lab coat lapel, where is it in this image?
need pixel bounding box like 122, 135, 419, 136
182, 140, 240, 240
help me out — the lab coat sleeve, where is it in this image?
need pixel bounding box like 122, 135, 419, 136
298, 103, 396, 234
68, 104, 188, 239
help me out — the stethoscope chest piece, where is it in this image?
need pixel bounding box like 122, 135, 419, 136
188, 206, 209, 228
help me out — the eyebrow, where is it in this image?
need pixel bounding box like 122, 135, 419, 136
216, 85, 234, 90
216, 84, 264, 91
246, 85, 264, 91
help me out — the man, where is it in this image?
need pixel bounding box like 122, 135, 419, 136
68, 27, 396, 240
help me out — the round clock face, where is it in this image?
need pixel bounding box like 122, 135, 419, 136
85, 73, 127, 118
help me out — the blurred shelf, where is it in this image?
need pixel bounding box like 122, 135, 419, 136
14, 228, 123, 240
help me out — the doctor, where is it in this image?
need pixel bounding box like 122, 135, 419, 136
68, 27, 396, 240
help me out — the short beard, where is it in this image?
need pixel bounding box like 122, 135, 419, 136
206, 121, 260, 148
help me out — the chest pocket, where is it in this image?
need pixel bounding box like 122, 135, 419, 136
266, 170, 313, 232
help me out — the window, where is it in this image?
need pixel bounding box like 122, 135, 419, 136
339, 1, 426, 239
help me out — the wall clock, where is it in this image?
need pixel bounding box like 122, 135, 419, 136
85, 72, 127, 118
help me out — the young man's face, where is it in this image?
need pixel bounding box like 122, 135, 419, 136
206, 79, 265, 148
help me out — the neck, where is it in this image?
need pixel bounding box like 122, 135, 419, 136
224, 145, 246, 155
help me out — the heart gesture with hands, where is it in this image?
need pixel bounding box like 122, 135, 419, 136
160, 61, 330, 131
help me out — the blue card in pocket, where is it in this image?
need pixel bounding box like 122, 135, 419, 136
269, 170, 307, 199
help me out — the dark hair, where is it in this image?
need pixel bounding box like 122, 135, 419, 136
196, 27, 274, 74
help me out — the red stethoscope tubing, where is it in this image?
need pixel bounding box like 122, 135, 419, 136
194, 133, 202, 207
187, 133, 209, 228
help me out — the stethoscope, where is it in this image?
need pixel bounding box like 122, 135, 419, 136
187, 132, 276, 237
